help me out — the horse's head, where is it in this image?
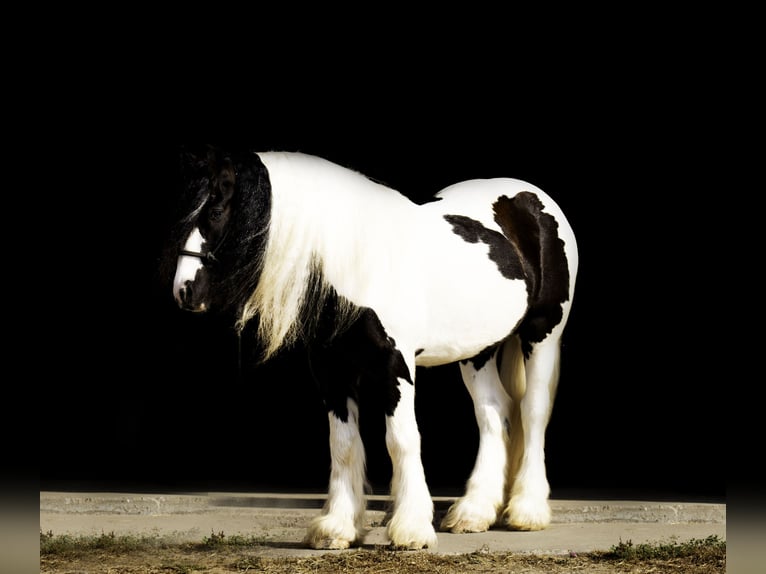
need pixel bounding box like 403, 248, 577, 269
171, 145, 270, 315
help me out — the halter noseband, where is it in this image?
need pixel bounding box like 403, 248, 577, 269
179, 248, 219, 266
178, 228, 229, 267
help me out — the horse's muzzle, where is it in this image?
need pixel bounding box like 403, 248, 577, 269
175, 283, 208, 312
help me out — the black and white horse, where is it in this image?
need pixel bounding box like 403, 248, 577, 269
170, 146, 578, 549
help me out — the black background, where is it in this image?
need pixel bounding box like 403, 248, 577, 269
36, 87, 723, 502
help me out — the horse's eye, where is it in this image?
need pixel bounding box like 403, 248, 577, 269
210, 207, 224, 221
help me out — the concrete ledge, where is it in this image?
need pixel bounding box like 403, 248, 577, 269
40, 491, 726, 524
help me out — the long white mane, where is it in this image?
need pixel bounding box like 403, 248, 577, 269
237, 152, 416, 360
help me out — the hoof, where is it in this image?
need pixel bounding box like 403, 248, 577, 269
303, 515, 364, 549
439, 499, 497, 533
387, 519, 438, 549
440, 517, 492, 534
502, 496, 551, 531
304, 535, 355, 550
389, 538, 437, 550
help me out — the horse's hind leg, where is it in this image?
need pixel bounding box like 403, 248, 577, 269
440, 348, 510, 533
501, 334, 561, 531
303, 398, 368, 549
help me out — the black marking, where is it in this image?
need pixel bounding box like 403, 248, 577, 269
308, 292, 412, 420
460, 344, 499, 371
415, 348, 424, 356
414, 195, 444, 205
444, 214, 525, 280
493, 192, 571, 357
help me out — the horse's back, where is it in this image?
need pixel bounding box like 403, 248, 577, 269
259, 151, 413, 206
434, 178, 572, 232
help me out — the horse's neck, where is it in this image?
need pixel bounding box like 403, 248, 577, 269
261, 151, 415, 256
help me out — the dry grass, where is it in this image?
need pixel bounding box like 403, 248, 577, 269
40, 531, 725, 573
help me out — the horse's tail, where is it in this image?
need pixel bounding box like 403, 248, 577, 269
498, 335, 526, 491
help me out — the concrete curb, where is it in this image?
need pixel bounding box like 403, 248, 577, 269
40, 491, 726, 523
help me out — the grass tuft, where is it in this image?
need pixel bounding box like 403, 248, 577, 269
40, 530, 173, 556
602, 535, 726, 562
197, 529, 268, 548
41, 529, 271, 556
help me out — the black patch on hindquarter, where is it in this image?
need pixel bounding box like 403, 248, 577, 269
493, 192, 571, 357
308, 302, 412, 422
445, 192, 571, 359
444, 215, 526, 280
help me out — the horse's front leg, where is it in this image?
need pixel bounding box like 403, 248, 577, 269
385, 377, 438, 549
304, 398, 368, 549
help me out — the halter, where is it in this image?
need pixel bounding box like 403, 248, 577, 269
179, 248, 218, 266
178, 228, 229, 267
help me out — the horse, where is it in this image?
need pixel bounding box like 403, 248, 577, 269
169, 146, 578, 550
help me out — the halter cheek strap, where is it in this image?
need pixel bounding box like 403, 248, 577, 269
179, 249, 219, 266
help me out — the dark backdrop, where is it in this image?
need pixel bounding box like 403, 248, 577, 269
38, 109, 723, 501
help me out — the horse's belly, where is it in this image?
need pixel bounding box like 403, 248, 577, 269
414, 276, 528, 367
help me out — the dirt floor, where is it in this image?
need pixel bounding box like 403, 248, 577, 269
38, 492, 727, 573
40, 542, 725, 574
